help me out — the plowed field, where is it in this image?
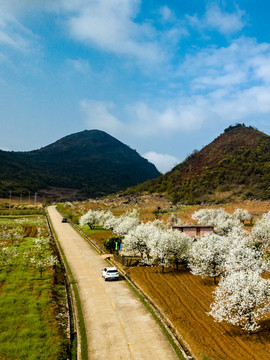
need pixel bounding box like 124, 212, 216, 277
126, 266, 270, 360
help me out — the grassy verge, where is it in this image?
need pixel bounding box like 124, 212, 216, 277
57, 203, 79, 224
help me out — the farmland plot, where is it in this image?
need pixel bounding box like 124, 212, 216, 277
127, 266, 270, 360
0, 214, 69, 360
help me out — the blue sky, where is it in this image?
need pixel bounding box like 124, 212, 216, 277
1, 0, 270, 173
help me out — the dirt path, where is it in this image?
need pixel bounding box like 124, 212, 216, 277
47, 206, 178, 360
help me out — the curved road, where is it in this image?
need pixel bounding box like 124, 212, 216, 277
48, 206, 178, 360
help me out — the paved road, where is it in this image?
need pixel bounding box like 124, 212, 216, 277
48, 206, 178, 360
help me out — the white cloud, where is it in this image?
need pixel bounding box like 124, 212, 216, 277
57, 0, 165, 64
180, 37, 270, 89
159, 6, 174, 22
117, 37, 270, 137
0, 14, 35, 52
143, 151, 179, 173
126, 101, 205, 136
80, 33, 270, 142
170, 38, 270, 128
187, 3, 246, 35
80, 99, 124, 136
66, 58, 92, 74
81, 97, 208, 141
205, 4, 245, 34
210, 86, 270, 120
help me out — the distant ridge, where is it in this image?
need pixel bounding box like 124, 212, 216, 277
126, 124, 270, 204
0, 130, 160, 200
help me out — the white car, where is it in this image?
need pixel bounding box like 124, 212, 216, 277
102, 267, 119, 281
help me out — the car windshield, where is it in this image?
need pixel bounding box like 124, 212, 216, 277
107, 270, 117, 273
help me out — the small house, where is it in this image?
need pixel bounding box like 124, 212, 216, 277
172, 225, 214, 237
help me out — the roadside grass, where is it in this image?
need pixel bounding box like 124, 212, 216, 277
0, 216, 68, 360
79, 224, 111, 235
78, 225, 112, 249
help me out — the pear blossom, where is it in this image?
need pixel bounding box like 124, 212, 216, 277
0, 244, 18, 267
192, 208, 242, 235
112, 210, 139, 236
25, 237, 58, 277
122, 221, 160, 261
233, 209, 251, 223
224, 238, 269, 275
209, 270, 270, 333
188, 234, 230, 283
98, 210, 115, 228
252, 211, 270, 246
113, 215, 139, 236
30, 253, 58, 277
79, 209, 103, 229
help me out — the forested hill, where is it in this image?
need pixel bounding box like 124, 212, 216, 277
0, 130, 160, 199
126, 124, 270, 204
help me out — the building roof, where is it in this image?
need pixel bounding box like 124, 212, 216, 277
172, 225, 214, 229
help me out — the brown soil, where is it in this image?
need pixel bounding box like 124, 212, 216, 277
126, 266, 270, 360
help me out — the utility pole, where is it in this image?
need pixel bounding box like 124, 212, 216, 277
34, 192, 37, 203
9, 190, 11, 211
29, 191, 31, 203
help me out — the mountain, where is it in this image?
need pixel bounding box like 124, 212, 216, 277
126, 124, 270, 204
0, 130, 160, 200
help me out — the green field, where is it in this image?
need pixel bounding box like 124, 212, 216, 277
0, 215, 69, 360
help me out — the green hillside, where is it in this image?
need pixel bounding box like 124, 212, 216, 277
126, 124, 270, 204
0, 130, 160, 199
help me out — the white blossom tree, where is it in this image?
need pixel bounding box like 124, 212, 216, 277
25, 238, 58, 277
0, 223, 24, 245
122, 221, 160, 261
224, 238, 269, 275
0, 244, 18, 267
79, 209, 103, 229
192, 208, 229, 226
151, 229, 172, 270
252, 211, 270, 247
233, 209, 251, 224
192, 208, 242, 235
188, 234, 230, 283
152, 229, 190, 270
113, 210, 139, 236
168, 230, 191, 268
214, 216, 242, 236
98, 210, 114, 229
122, 218, 191, 269
208, 270, 270, 333
30, 253, 58, 277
